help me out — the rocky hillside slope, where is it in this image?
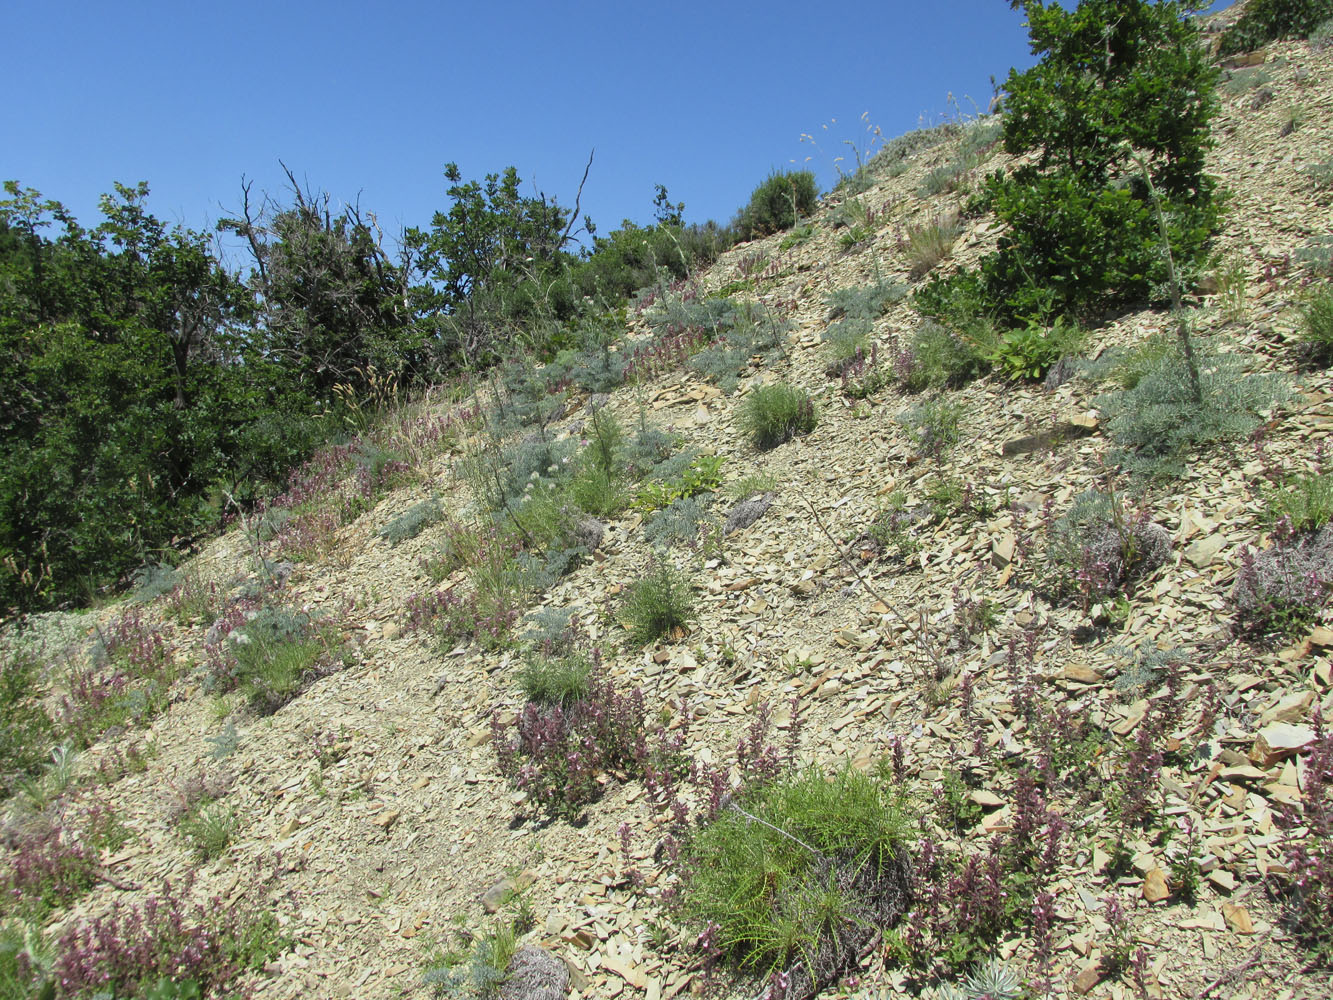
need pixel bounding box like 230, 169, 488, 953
4, 13, 1333, 1000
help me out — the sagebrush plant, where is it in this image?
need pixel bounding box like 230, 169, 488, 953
1096, 335, 1289, 477
378, 497, 443, 545
740, 383, 816, 451
421, 917, 519, 999
620, 560, 694, 646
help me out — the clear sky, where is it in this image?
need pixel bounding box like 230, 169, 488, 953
2, 1, 1234, 257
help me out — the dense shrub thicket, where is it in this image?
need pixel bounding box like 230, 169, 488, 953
0, 170, 740, 612
1219, 0, 1333, 54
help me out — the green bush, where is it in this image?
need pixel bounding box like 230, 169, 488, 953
1219, 0, 1333, 54
620, 561, 694, 646
679, 764, 913, 985
740, 383, 817, 450
1300, 283, 1333, 364
736, 171, 819, 241
988, 317, 1086, 380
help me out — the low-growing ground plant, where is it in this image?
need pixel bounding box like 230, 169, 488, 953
1234, 526, 1332, 639
3, 798, 129, 918
740, 383, 816, 451
633, 452, 724, 513
619, 561, 694, 646
1095, 335, 1289, 477
421, 917, 519, 999
643, 496, 713, 549
988, 317, 1086, 381
1276, 713, 1333, 964
493, 663, 648, 820
378, 498, 444, 545
898, 396, 964, 461
1265, 471, 1333, 534
178, 801, 237, 862
896, 321, 992, 393
1045, 489, 1172, 609
204, 598, 350, 714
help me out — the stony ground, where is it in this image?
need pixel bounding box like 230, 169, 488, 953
4, 14, 1333, 1000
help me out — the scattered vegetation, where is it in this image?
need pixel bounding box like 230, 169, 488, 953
1219, 0, 1333, 55
1300, 283, 1333, 364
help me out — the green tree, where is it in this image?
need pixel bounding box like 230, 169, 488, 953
923, 0, 1221, 325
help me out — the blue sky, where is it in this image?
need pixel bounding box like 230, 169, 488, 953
3, 1, 1233, 258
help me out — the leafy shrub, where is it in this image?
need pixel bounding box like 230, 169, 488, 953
1096, 337, 1290, 477
988, 317, 1086, 380
378, 498, 443, 545
1301, 284, 1333, 364
634, 452, 724, 512
1046, 490, 1172, 607
976, 0, 1220, 324
900, 210, 962, 280
0, 650, 54, 796
899, 396, 964, 460
678, 764, 913, 993
1219, 0, 1333, 54
620, 561, 694, 646
736, 171, 819, 241
740, 383, 816, 451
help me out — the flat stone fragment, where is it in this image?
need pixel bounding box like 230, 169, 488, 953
1250, 723, 1317, 766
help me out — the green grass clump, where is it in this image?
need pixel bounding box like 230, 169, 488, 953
1300, 283, 1333, 364
679, 764, 913, 985
901, 320, 993, 392
1265, 472, 1333, 534
518, 652, 593, 706
740, 383, 816, 451
901, 211, 963, 280
620, 562, 694, 646
736, 171, 819, 241
178, 801, 237, 861
213, 605, 347, 714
